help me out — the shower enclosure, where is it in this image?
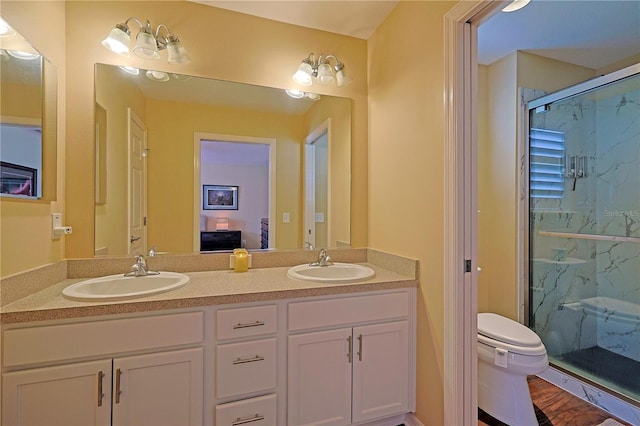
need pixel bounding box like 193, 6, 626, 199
527, 64, 640, 405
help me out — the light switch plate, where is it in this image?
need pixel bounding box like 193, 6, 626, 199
51, 213, 62, 239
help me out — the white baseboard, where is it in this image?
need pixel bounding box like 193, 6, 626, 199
352, 412, 423, 426
402, 412, 425, 426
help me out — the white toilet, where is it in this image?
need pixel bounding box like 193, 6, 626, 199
477, 313, 549, 426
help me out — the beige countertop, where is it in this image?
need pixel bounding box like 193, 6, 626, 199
0, 263, 417, 325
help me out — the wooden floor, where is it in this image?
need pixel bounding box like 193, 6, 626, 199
478, 376, 631, 426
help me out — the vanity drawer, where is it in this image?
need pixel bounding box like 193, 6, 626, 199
215, 394, 277, 426
288, 292, 409, 331
216, 338, 277, 398
3, 312, 204, 368
216, 305, 277, 340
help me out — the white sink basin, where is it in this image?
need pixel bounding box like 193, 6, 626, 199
62, 272, 189, 301
287, 263, 375, 283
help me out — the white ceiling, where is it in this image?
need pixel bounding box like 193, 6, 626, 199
192, 0, 399, 39
477, 0, 640, 69
194, 0, 640, 70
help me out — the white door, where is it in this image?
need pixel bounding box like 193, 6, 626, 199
128, 109, 147, 255
304, 143, 317, 247
304, 130, 329, 248
2, 359, 112, 426
352, 321, 410, 423
111, 348, 203, 426
288, 328, 352, 426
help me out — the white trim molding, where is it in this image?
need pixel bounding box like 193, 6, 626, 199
443, 1, 501, 424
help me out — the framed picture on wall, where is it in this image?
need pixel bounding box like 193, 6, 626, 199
0, 161, 37, 197
203, 185, 238, 210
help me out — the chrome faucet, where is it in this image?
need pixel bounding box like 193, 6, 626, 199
310, 248, 333, 267
305, 242, 314, 251
125, 255, 159, 277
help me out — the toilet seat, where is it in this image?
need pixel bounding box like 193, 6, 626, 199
478, 313, 546, 356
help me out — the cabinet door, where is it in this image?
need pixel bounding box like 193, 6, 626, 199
2, 359, 112, 426
112, 347, 203, 426
352, 321, 410, 423
288, 328, 352, 426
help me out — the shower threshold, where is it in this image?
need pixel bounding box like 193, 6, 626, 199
555, 346, 640, 404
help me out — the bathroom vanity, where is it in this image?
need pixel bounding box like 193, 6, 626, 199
0, 250, 417, 426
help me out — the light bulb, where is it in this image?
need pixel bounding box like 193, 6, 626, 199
133, 30, 160, 59
502, 0, 531, 12
293, 62, 313, 86
101, 25, 130, 56
316, 63, 334, 86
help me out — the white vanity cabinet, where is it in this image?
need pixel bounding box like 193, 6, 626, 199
287, 291, 414, 426
2, 312, 204, 426
214, 304, 279, 426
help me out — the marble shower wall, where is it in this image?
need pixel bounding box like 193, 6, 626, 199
528, 75, 640, 361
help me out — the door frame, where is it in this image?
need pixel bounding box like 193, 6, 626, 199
193, 133, 276, 251
304, 119, 331, 248
128, 108, 147, 256
443, 1, 502, 424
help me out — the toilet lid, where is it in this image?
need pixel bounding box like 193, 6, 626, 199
478, 313, 541, 348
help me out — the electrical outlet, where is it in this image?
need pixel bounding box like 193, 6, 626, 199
283, 212, 290, 223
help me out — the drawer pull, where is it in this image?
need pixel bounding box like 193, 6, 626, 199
233, 355, 265, 365
232, 414, 265, 426
233, 321, 265, 329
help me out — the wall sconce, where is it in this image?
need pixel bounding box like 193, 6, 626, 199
292, 53, 349, 87
102, 18, 190, 64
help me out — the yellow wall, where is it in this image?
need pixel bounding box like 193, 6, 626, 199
64, 0, 368, 259
0, 83, 41, 119
368, 2, 456, 423
0, 1, 66, 278
145, 99, 306, 251
477, 51, 595, 319
94, 64, 147, 255
304, 96, 352, 247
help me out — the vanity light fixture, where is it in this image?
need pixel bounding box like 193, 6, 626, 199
293, 53, 349, 87
502, 0, 531, 12
0, 18, 16, 37
285, 89, 321, 101
119, 65, 140, 75
6, 50, 40, 60
145, 70, 170, 82
102, 18, 190, 64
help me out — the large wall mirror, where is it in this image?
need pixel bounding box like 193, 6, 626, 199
94, 63, 351, 256
0, 17, 57, 201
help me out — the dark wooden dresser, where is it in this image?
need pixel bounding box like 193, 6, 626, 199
200, 230, 242, 251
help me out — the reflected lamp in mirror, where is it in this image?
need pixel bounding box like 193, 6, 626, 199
102, 18, 190, 64
216, 218, 229, 231
293, 53, 350, 87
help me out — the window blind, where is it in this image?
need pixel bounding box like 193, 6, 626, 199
530, 128, 565, 199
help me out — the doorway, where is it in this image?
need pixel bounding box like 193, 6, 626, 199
193, 133, 276, 251
304, 121, 330, 249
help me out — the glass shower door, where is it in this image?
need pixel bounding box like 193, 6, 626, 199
528, 71, 640, 403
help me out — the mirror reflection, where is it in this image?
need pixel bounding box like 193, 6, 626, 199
94, 63, 352, 256
0, 18, 43, 198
